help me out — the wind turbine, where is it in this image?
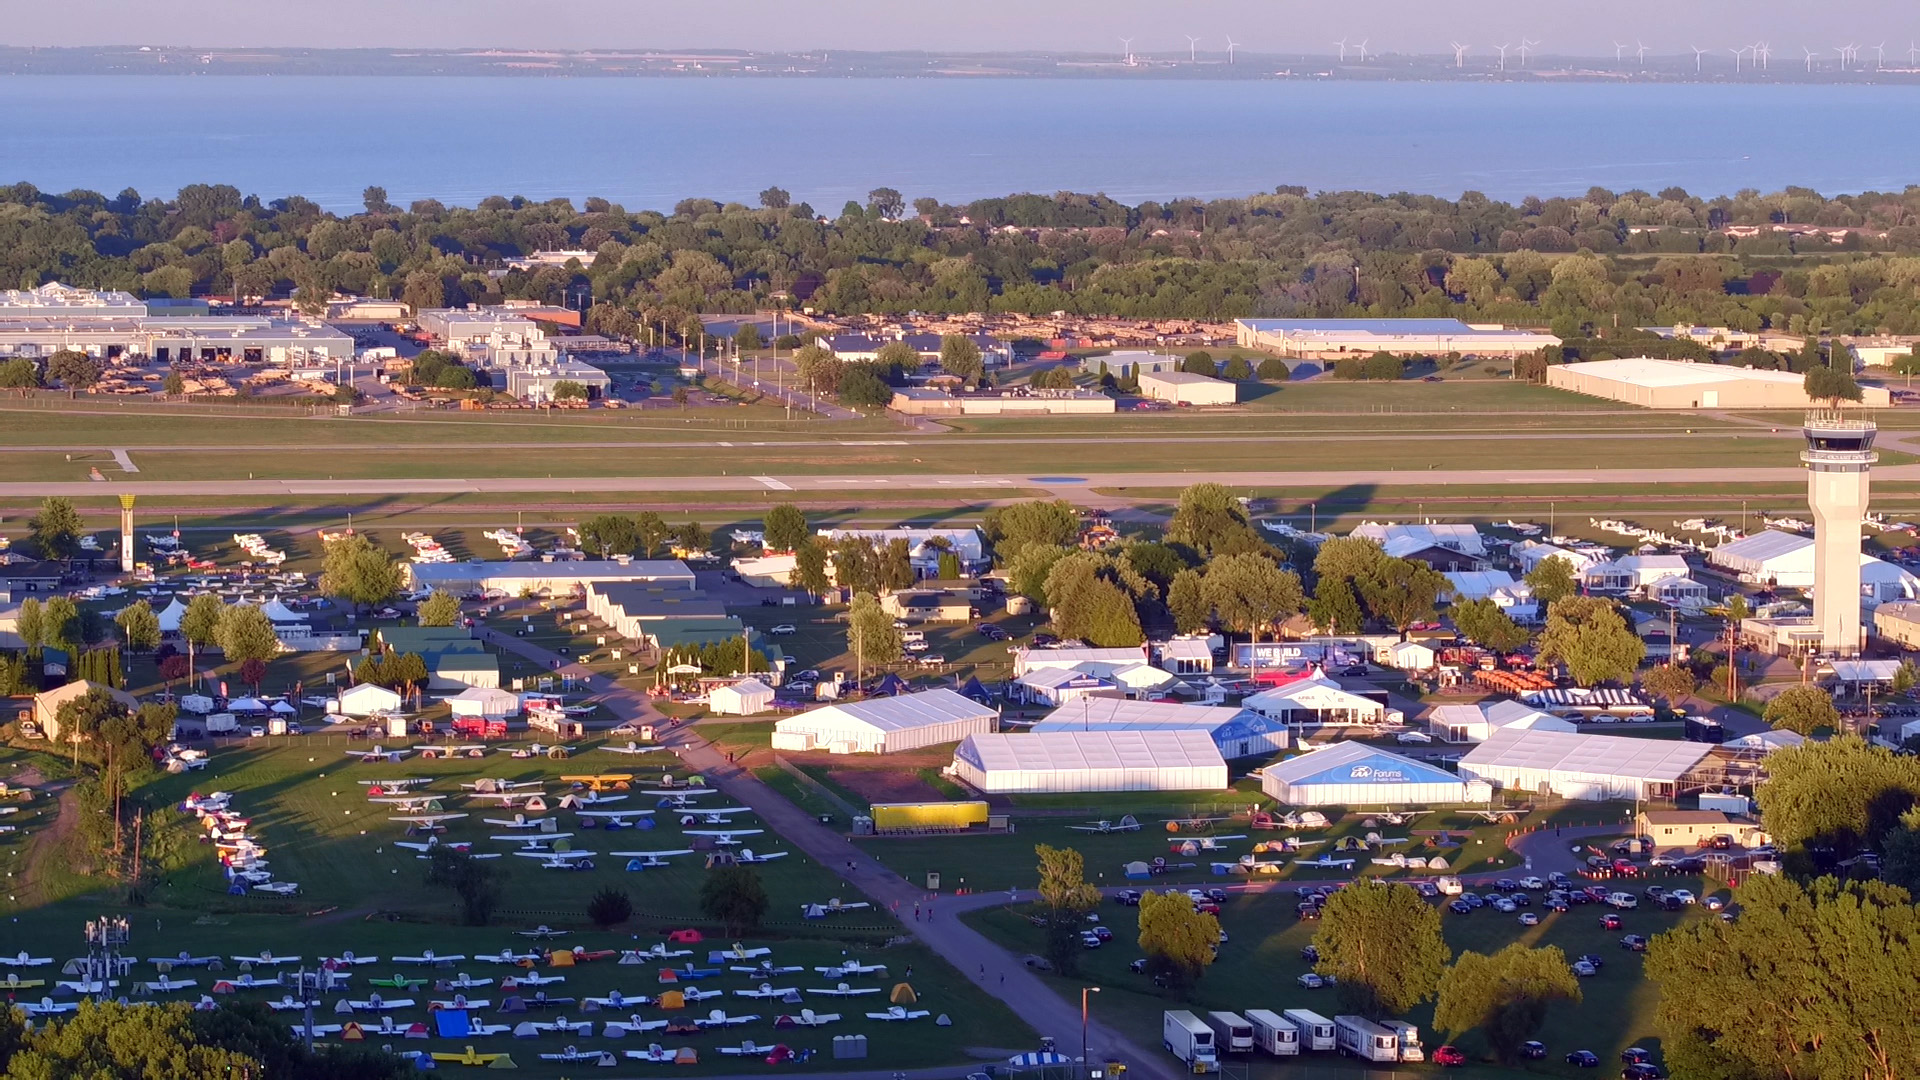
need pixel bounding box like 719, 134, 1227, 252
1333, 37, 1349, 61
1225, 37, 1240, 64
1908, 41, 1918, 66
1872, 42, 1886, 69
1119, 37, 1134, 64
1355, 39, 1370, 62
1690, 45, 1707, 73
1834, 44, 1853, 70
1613, 41, 1627, 63
1185, 35, 1201, 62
1450, 41, 1470, 68
1635, 41, 1650, 66
1729, 45, 1745, 73
1756, 42, 1770, 70
1494, 43, 1510, 71
1804, 46, 1818, 73
1518, 38, 1539, 67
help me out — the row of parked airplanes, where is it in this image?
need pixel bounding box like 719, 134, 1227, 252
342, 741, 669, 765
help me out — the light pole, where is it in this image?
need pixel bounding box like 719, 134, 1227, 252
1081, 986, 1101, 1076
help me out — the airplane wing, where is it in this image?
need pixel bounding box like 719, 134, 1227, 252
610, 849, 694, 859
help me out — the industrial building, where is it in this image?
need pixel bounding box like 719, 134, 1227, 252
1426, 701, 1575, 744
1234, 318, 1559, 358
505, 360, 613, 402
887, 387, 1116, 416
1138, 370, 1238, 406
769, 688, 998, 754
817, 528, 987, 576
1031, 699, 1289, 759
1873, 600, 1920, 649
402, 559, 695, 596
1707, 529, 1915, 601
1078, 351, 1183, 378
822, 331, 1010, 367
949, 729, 1228, 794
416, 308, 561, 368
0, 284, 354, 367
1457, 728, 1717, 801
585, 584, 743, 649
1636, 809, 1766, 851
1546, 357, 1892, 409
1258, 742, 1481, 806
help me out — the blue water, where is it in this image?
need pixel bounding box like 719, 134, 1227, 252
4, 76, 1917, 211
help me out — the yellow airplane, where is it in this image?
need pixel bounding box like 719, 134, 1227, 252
559, 774, 632, 792
429, 1046, 516, 1068
0, 974, 46, 990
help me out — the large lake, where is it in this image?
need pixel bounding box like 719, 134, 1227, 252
6, 76, 1917, 210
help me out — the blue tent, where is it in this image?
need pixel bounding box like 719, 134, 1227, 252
434, 1009, 471, 1038
625, 859, 649, 872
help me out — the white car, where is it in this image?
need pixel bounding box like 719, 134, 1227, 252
1492, 898, 1517, 914
1572, 960, 1598, 977
248, 726, 266, 739
1296, 973, 1324, 989
1518, 877, 1546, 890
768, 624, 796, 635
917, 655, 945, 667
904, 640, 930, 653
1670, 889, 1697, 905
1395, 731, 1433, 744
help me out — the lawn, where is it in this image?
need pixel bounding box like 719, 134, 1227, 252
966, 867, 1722, 1080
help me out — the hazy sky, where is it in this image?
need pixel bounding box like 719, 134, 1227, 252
10, 0, 1918, 55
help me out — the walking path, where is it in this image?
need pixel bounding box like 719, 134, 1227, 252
480, 628, 1178, 1079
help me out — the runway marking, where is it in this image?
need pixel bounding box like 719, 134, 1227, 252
111, 449, 139, 473
838, 441, 909, 446
751, 476, 792, 491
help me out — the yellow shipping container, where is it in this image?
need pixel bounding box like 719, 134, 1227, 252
871, 801, 989, 831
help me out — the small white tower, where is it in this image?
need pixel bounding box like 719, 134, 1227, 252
1803, 411, 1877, 656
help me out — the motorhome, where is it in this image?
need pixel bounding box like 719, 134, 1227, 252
1163, 1011, 1218, 1072
1203, 1011, 1254, 1054
1282, 1009, 1335, 1052
1243, 1009, 1300, 1056
1333, 1015, 1400, 1063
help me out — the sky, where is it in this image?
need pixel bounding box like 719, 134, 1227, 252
9, 0, 1918, 56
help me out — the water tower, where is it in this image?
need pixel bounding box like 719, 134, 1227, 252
1802, 412, 1877, 656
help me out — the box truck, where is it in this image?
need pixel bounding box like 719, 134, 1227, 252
1163, 1010, 1218, 1072
1333, 1015, 1401, 1062
1203, 1011, 1254, 1054
1380, 1019, 1425, 1062
1283, 1009, 1335, 1052
1699, 792, 1750, 815
1243, 1009, 1300, 1056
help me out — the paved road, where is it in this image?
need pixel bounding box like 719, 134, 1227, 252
479, 628, 1177, 1080
0, 463, 1882, 499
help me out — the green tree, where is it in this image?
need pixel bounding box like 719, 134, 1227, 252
577, 513, 639, 558
1308, 576, 1365, 634
1256, 356, 1290, 379
700, 864, 770, 935
0, 357, 42, 390
319, 534, 402, 610
1449, 597, 1529, 652
789, 539, 831, 595
847, 592, 902, 680
1534, 596, 1645, 686
1752, 736, 1920, 874
1312, 880, 1451, 1019
763, 503, 811, 553
0, 999, 268, 1079
215, 603, 280, 665
46, 349, 102, 390
866, 187, 905, 220
14, 597, 42, 653
634, 511, 672, 557
587, 886, 634, 928
1181, 350, 1215, 376
41, 596, 80, 653
1523, 555, 1579, 605
387, 652, 429, 701
671, 385, 690, 408
1892, 347, 1920, 387
982, 500, 1081, 563
1165, 482, 1262, 557
28, 496, 84, 563
1356, 557, 1450, 633
333, 382, 360, 405
1008, 543, 1073, 605
733, 323, 763, 351
837, 365, 894, 406
939, 334, 985, 384
1641, 663, 1697, 707
1035, 844, 1102, 975
1167, 568, 1211, 634
1044, 552, 1150, 646
1880, 808, 1920, 894
1362, 350, 1404, 380
425, 847, 500, 925
792, 343, 844, 396
1805, 363, 1863, 406
416, 589, 461, 627
1122, 541, 1192, 592
672, 520, 712, 557
1312, 535, 1390, 586
114, 599, 162, 653
1763, 685, 1843, 736
1222, 356, 1254, 380
162, 372, 186, 396
1137, 889, 1221, 992
1202, 551, 1304, 650
1433, 943, 1583, 1065
1644, 873, 1920, 1080
549, 379, 588, 401
180, 592, 225, 681
1029, 367, 1075, 390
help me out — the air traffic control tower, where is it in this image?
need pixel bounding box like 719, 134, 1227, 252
1803, 412, 1877, 656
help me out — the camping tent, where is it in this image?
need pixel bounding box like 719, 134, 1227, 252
156, 598, 187, 632
958, 676, 995, 703
228, 697, 268, 713
447, 686, 520, 719
709, 678, 774, 716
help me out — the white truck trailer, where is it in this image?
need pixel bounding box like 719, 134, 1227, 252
1203, 1011, 1254, 1055
1243, 1009, 1301, 1056
1283, 1008, 1335, 1052
1163, 1010, 1219, 1072
1333, 1015, 1401, 1063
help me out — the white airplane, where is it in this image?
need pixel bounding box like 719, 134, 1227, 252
56, 978, 119, 993
288, 1022, 344, 1038
359, 776, 433, 789
866, 1006, 930, 1021
343, 994, 415, 1012
622, 944, 691, 962
1068, 817, 1141, 834
713, 944, 771, 961
686, 829, 763, 846
210, 973, 281, 990
814, 961, 887, 978
509, 847, 591, 860
182, 792, 233, 813
612, 849, 694, 867
148, 951, 219, 968
516, 925, 568, 940
652, 793, 720, 811
717, 1039, 775, 1056
734, 983, 798, 1000
466, 1021, 513, 1036
1171, 835, 1247, 853
558, 791, 627, 808
467, 791, 547, 806
473, 950, 543, 966
806, 982, 881, 997
603, 1015, 669, 1036
429, 996, 491, 1010
493, 832, 575, 844
501, 971, 567, 987
778, 1009, 842, 1027
625, 1044, 679, 1063
232, 951, 302, 966
390, 812, 468, 826
19, 998, 79, 1016
583, 990, 650, 1009
1502, 520, 1543, 535
734, 848, 789, 864
436, 973, 495, 989
800, 899, 870, 918
393, 950, 466, 965
1374, 811, 1429, 826
538, 1047, 614, 1065
397, 839, 499, 858
1294, 855, 1357, 870
0, 951, 52, 968
577, 808, 655, 821
521, 1016, 593, 1036
140, 975, 198, 993
534, 855, 595, 870
460, 778, 540, 792
425, 744, 489, 757
1274, 810, 1332, 829
366, 795, 446, 810
318, 951, 377, 967
482, 813, 548, 829
601, 742, 671, 755
730, 961, 802, 977
694, 1008, 759, 1028
344, 746, 413, 762
677, 806, 751, 823
266, 995, 315, 1011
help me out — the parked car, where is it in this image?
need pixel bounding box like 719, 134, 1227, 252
1341, 665, 1370, 677
1621, 1048, 1654, 1065
1432, 1045, 1468, 1067
1079, 931, 1102, 949
1518, 912, 1540, 926
248, 726, 266, 738
1092, 925, 1113, 942
1519, 876, 1546, 890
1621, 934, 1649, 952
1599, 913, 1623, 930
1300, 944, 1319, 962
1703, 895, 1726, 911
1114, 890, 1142, 906
1566, 1049, 1601, 1067
1495, 878, 1519, 891
1521, 1041, 1547, 1060
768, 624, 796, 635
1623, 1065, 1665, 1080
1572, 960, 1599, 977
1297, 973, 1325, 989
1448, 899, 1473, 915
1670, 889, 1697, 905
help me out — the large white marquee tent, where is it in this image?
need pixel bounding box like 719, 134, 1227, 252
1259, 741, 1479, 806
771, 688, 996, 754
1457, 728, 1715, 801
950, 730, 1228, 793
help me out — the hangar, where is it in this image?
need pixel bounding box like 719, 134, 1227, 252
1547, 357, 1892, 409
950, 730, 1228, 793
1259, 741, 1480, 806
1457, 728, 1717, 801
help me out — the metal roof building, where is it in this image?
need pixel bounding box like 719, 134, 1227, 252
402, 559, 695, 595
1235, 318, 1559, 358
1032, 699, 1288, 759
1457, 728, 1716, 802
1259, 741, 1479, 806
770, 688, 998, 754
1709, 530, 1917, 599
1547, 357, 1892, 409
950, 730, 1228, 793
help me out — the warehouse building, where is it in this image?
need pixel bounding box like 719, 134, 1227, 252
1138, 370, 1238, 406
505, 360, 614, 401
770, 688, 997, 754
1457, 728, 1717, 801
1259, 741, 1482, 806
1547, 357, 1892, 409
1235, 317, 1559, 358
949, 729, 1228, 794
1708, 530, 1917, 600
585, 584, 742, 648
1636, 809, 1767, 851
404, 559, 694, 596
1032, 699, 1289, 759
1873, 601, 1920, 649
1078, 351, 1183, 378
888, 387, 1117, 416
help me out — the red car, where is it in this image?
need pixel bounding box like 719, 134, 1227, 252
1599, 913, 1623, 930
1433, 1045, 1468, 1067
